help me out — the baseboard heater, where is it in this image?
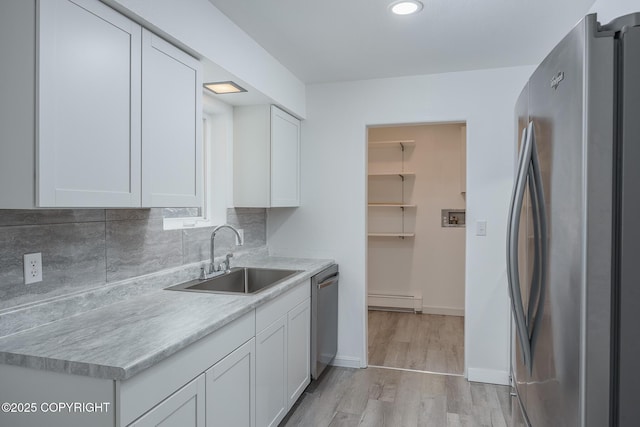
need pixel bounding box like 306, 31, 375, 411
367, 293, 422, 313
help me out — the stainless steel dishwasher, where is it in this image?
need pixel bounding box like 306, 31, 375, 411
310, 264, 339, 380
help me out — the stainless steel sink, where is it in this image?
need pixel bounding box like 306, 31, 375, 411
165, 267, 301, 295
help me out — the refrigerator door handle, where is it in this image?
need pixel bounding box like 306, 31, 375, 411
527, 124, 548, 358
507, 121, 534, 370
526, 165, 541, 327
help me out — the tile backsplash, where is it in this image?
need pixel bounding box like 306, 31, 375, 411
0, 208, 266, 311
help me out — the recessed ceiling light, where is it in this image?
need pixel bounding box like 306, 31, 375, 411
389, 0, 423, 15
203, 81, 247, 94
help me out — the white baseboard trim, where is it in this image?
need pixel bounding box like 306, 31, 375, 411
368, 294, 422, 312
467, 367, 510, 385
330, 355, 363, 369
421, 306, 465, 316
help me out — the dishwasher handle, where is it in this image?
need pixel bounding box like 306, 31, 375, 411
317, 273, 339, 289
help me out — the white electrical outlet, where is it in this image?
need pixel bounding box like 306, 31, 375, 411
24, 252, 43, 284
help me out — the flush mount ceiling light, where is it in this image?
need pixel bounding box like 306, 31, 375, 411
203, 81, 247, 94
389, 0, 423, 15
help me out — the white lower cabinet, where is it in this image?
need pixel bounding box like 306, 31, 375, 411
130, 374, 206, 427
286, 298, 311, 408
256, 316, 288, 427
0, 280, 312, 427
206, 338, 256, 427
124, 282, 310, 427
119, 313, 255, 427
255, 281, 311, 427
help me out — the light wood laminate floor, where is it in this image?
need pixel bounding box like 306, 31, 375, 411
368, 311, 464, 375
281, 366, 514, 427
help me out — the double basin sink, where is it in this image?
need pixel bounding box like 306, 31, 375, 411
165, 267, 301, 295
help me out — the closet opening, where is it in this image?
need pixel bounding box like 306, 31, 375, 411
366, 122, 467, 376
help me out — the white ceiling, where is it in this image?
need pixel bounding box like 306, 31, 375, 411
207, 0, 596, 84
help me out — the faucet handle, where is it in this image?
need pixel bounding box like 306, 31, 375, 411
225, 253, 234, 272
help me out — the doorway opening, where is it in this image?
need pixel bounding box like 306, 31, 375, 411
366, 122, 467, 376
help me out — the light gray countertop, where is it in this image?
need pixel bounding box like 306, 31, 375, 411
0, 256, 333, 381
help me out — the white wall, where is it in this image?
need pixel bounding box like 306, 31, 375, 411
267, 65, 535, 383
589, 0, 638, 22
367, 124, 467, 316
104, 0, 306, 118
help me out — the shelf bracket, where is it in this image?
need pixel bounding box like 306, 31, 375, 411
399, 142, 405, 152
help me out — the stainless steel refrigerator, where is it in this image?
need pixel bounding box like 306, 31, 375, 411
508, 13, 640, 427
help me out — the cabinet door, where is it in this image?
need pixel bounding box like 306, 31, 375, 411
286, 298, 311, 409
206, 338, 255, 427
255, 315, 287, 427
270, 106, 300, 207
38, 0, 141, 207
233, 105, 271, 208
141, 30, 202, 207
130, 374, 205, 427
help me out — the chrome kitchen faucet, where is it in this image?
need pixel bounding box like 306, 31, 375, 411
209, 224, 244, 276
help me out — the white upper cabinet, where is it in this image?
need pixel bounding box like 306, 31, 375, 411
39, 0, 142, 207
270, 107, 301, 207
0, 0, 202, 208
142, 30, 202, 208
234, 105, 300, 208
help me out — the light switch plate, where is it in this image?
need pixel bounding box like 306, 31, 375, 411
476, 221, 487, 236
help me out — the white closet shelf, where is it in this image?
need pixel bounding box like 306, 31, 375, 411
368, 140, 415, 148
368, 232, 416, 238
368, 172, 415, 177
368, 203, 416, 208
367, 136, 415, 238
